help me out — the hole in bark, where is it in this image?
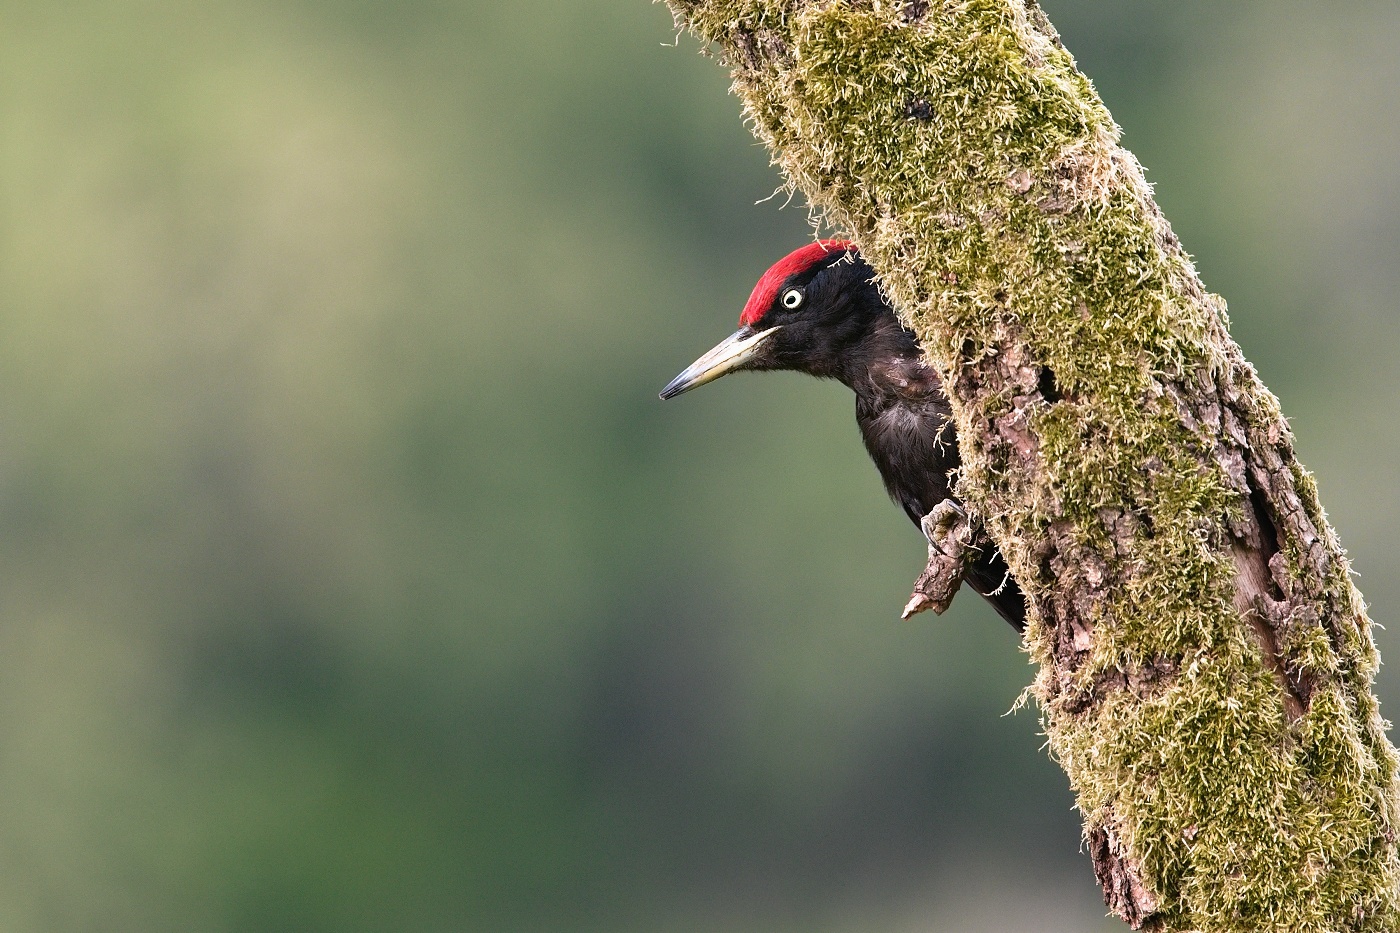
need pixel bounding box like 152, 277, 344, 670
1234, 467, 1313, 718
1247, 480, 1286, 604
1038, 366, 1062, 403
904, 96, 932, 121
900, 0, 929, 21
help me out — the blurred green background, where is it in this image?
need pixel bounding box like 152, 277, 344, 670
1, 1, 1397, 930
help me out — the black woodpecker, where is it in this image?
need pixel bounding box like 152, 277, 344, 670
660, 240, 1026, 631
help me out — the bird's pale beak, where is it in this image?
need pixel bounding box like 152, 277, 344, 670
659, 326, 782, 400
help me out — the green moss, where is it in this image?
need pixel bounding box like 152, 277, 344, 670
668, 1, 1400, 929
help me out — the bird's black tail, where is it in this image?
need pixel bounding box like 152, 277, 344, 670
964, 546, 1027, 632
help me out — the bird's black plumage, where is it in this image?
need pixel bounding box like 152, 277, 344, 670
661, 242, 1026, 630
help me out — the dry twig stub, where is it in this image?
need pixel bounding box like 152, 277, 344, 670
902, 500, 973, 620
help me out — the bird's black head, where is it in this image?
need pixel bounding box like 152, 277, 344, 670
659, 240, 888, 399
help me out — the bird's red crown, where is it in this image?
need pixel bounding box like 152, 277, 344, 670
739, 239, 857, 326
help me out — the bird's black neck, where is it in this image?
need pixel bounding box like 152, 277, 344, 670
840, 319, 934, 401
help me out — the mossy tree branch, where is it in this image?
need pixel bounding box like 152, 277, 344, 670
660, 1, 1400, 929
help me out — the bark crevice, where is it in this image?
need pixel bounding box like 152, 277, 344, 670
1090, 817, 1163, 931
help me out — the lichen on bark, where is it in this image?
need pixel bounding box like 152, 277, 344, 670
661, 1, 1400, 929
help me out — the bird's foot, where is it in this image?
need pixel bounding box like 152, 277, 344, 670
902, 501, 974, 620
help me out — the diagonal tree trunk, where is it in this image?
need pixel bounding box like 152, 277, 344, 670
660, 1, 1400, 929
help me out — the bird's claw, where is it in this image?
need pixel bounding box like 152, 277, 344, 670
920, 500, 969, 555
903, 500, 974, 620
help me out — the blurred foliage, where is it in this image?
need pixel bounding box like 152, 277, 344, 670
0, 1, 1395, 930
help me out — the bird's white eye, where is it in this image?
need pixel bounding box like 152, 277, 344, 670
781, 288, 804, 309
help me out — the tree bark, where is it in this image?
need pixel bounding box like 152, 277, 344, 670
660, 2, 1400, 930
